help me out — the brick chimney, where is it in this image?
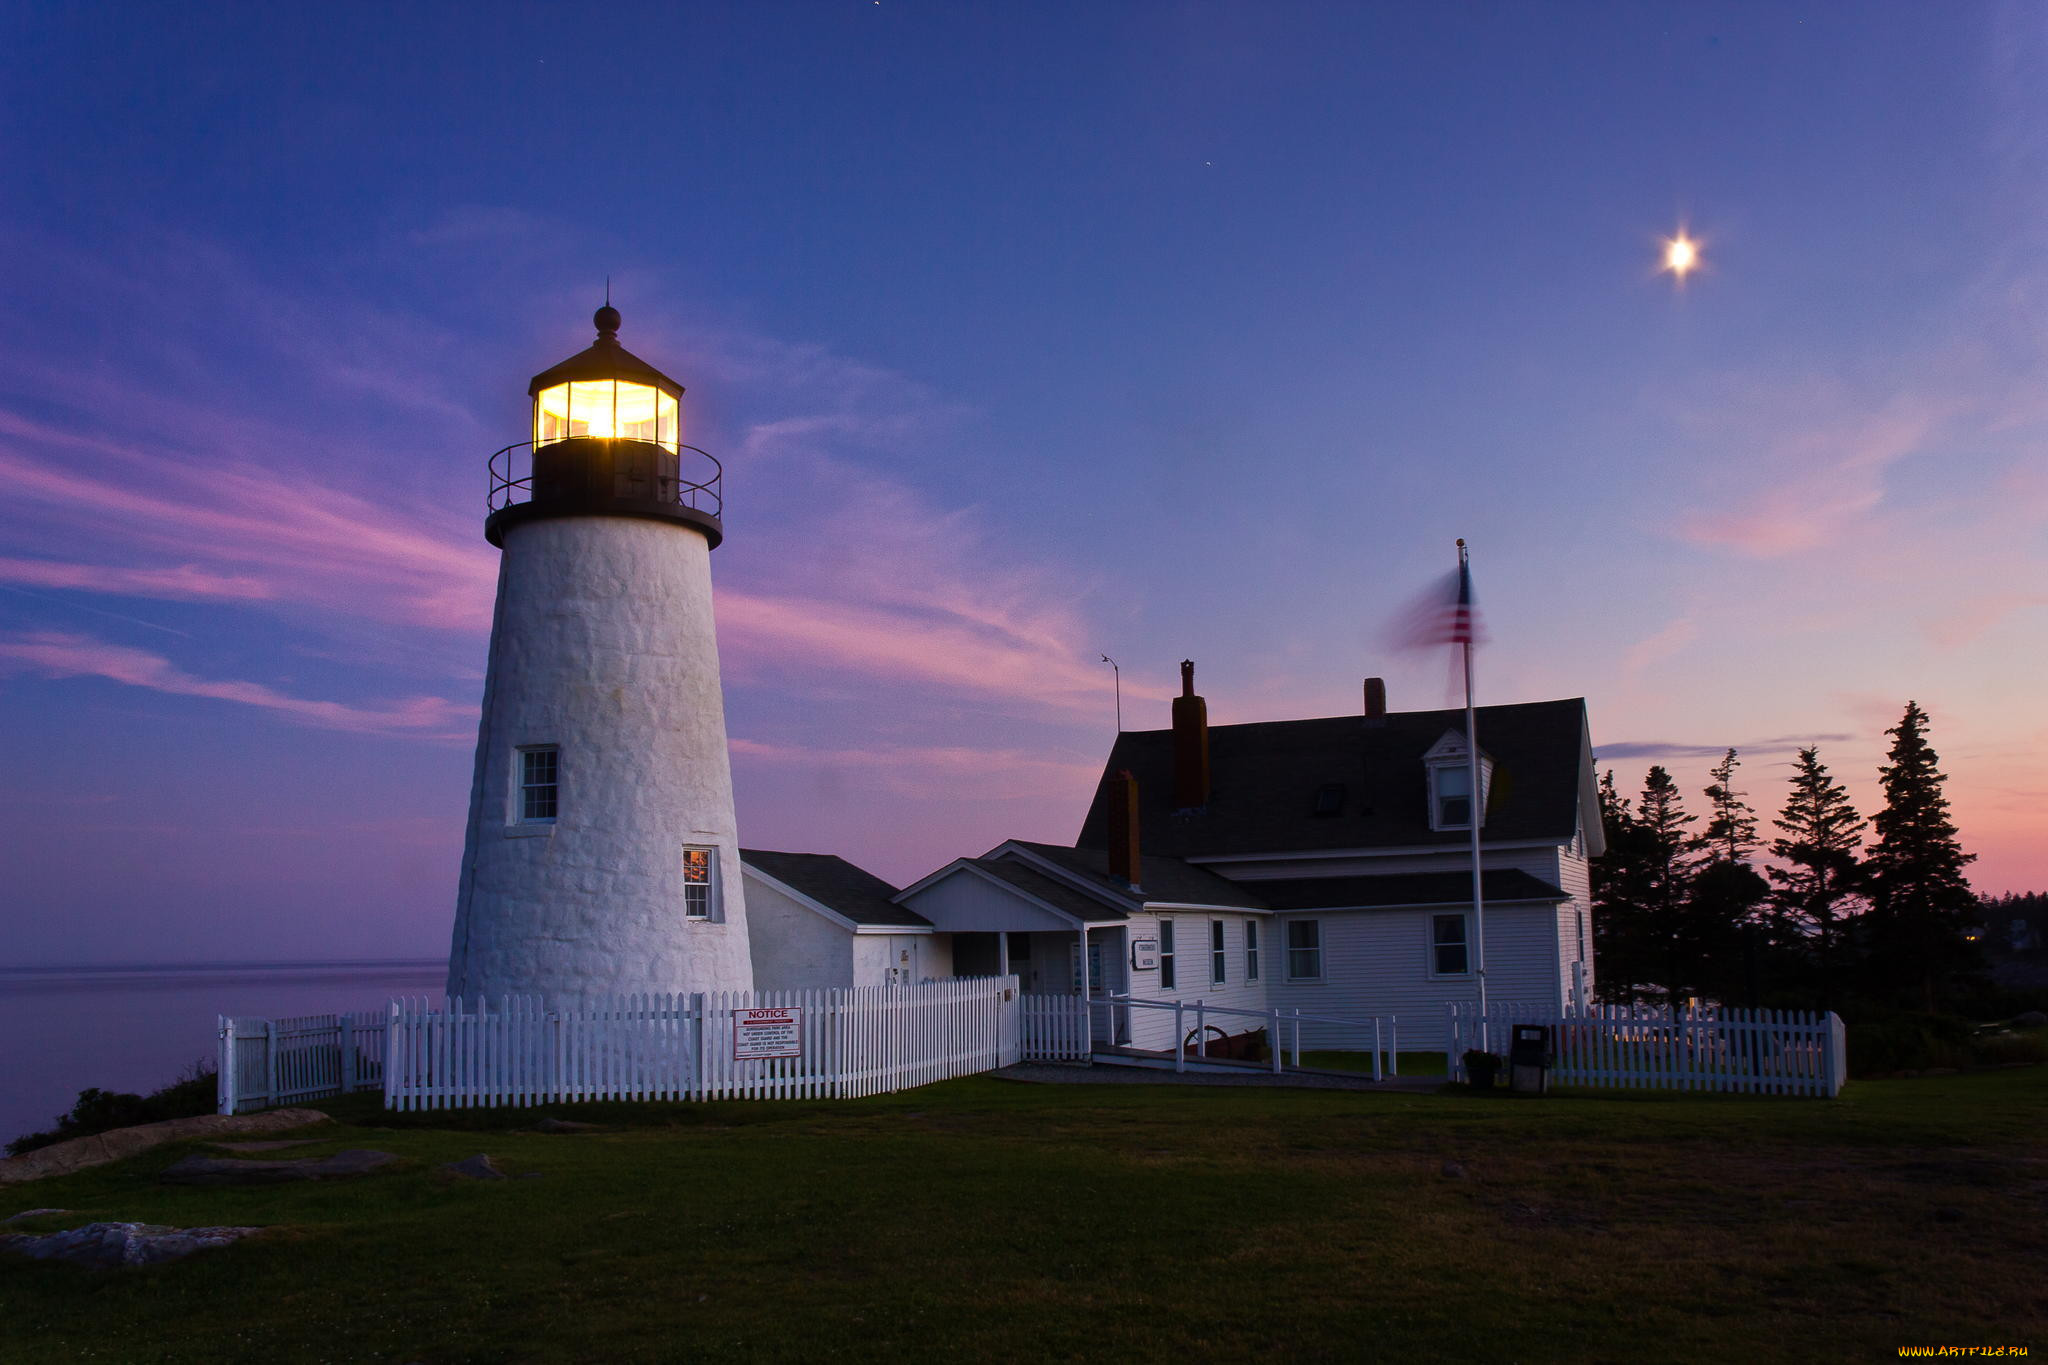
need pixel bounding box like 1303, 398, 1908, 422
1363, 676, 1387, 719
1105, 769, 1142, 890
1171, 659, 1210, 810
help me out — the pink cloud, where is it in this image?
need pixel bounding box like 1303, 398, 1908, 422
0, 556, 276, 601
1677, 398, 1943, 557
0, 630, 473, 738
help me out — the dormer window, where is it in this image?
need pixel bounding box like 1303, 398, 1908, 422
1434, 766, 1473, 826
1423, 730, 1492, 832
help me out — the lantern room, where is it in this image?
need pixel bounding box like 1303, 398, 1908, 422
485, 303, 723, 550
528, 303, 683, 452
533, 378, 678, 452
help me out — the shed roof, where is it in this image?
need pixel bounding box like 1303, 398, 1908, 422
1003, 841, 1268, 911
970, 857, 1131, 922
741, 849, 931, 928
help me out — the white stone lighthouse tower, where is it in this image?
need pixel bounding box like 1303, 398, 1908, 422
447, 303, 753, 1004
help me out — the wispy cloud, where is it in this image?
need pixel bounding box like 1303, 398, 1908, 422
1677, 395, 1947, 557
0, 630, 472, 737
1594, 733, 1855, 762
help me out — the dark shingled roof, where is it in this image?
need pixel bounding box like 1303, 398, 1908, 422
1005, 842, 1268, 911
1075, 698, 1592, 859
1250, 870, 1568, 912
741, 849, 931, 928
971, 857, 1130, 922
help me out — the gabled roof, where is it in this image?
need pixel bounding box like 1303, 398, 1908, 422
1001, 841, 1268, 911
1075, 698, 1595, 859
1249, 869, 1568, 912
970, 857, 1130, 923
740, 849, 931, 928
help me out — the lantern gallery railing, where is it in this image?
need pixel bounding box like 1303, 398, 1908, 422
487, 439, 723, 518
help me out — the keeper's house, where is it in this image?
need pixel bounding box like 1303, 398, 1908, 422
748, 667, 1603, 1051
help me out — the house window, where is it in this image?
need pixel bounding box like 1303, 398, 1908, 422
1210, 920, 1227, 985
517, 746, 558, 822
1245, 920, 1260, 981
1427, 755, 1493, 832
1286, 920, 1322, 981
1432, 913, 1470, 975
1159, 919, 1176, 990
682, 846, 716, 919
1311, 783, 1345, 817
1434, 764, 1472, 828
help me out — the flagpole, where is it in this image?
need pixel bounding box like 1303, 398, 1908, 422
1458, 539, 1488, 1049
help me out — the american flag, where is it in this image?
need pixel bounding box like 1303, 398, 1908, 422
1390, 550, 1485, 648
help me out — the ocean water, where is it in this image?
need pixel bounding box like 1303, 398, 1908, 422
0, 960, 445, 1150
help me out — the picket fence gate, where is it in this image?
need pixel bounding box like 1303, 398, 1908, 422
1446, 1001, 1848, 1097
382, 976, 1032, 1110
1020, 992, 1090, 1061
217, 1010, 389, 1115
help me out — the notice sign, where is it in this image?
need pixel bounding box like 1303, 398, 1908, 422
734, 1007, 802, 1060
1130, 937, 1160, 971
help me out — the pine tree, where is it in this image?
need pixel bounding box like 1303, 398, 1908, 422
1700, 748, 1759, 862
1638, 766, 1701, 1004
1590, 770, 1656, 1004
1688, 749, 1768, 1003
1767, 746, 1866, 1009
1864, 701, 1984, 1010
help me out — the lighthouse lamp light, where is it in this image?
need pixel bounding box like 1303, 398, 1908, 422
534, 379, 679, 453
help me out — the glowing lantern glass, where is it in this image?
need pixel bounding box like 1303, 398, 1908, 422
534, 379, 679, 453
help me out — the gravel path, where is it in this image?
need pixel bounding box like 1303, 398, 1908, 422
992, 1062, 1448, 1093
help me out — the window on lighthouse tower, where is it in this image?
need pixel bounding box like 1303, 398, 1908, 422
517, 747, 559, 823
682, 847, 716, 919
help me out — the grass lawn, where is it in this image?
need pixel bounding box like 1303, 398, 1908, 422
3, 1068, 2043, 1363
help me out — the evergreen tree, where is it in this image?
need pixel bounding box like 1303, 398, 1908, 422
1767, 746, 1866, 1009
1699, 748, 1760, 862
1636, 766, 1700, 1004
1590, 769, 1657, 1004
1688, 749, 1769, 1003
1864, 701, 1984, 1009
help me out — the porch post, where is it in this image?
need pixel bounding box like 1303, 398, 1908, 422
1076, 922, 1092, 1053
996, 931, 1011, 982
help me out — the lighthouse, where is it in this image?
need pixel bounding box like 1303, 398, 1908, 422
446, 303, 753, 1004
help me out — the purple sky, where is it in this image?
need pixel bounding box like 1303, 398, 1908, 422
2, 3, 2043, 966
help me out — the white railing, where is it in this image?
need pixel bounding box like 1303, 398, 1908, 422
382, 976, 1024, 1111
1106, 995, 1400, 1081
217, 1010, 388, 1115
1446, 1002, 1847, 1098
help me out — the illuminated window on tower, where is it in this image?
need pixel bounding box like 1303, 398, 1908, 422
682, 847, 714, 919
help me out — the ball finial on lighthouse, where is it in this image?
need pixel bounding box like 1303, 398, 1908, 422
449, 301, 754, 1006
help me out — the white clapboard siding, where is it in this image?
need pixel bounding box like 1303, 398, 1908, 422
216, 1011, 390, 1115
1446, 1002, 1848, 1098
377, 976, 1025, 1111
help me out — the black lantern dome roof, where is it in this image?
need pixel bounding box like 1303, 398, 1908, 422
526, 305, 685, 398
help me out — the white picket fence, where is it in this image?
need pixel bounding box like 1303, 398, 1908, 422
1447, 1002, 1848, 1097
217, 1010, 389, 1115
1021, 992, 1090, 1061
382, 976, 1026, 1110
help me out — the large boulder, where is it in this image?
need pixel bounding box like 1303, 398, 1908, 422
159, 1149, 398, 1186
0, 1109, 331, 1185
1, 1221, 260, 1270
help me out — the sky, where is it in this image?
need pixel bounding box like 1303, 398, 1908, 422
1, 2, 2043, 967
